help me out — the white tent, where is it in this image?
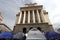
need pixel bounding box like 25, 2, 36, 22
26, 28, 46, 40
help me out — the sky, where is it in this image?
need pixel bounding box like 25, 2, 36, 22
0, 0, 60, 30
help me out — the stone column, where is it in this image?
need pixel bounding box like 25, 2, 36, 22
37, 10, 41, 23
23, 11, 26, 24
18, 11, 22, 24
41, 9, 45, 23
28, 10, 30, 23
44, 12, 51, 25
32, 10, 35, 23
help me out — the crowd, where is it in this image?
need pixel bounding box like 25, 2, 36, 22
0, 31, 60, 40
0, 32, 26, 40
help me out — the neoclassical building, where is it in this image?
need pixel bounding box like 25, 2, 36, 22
13, 3, 54, 34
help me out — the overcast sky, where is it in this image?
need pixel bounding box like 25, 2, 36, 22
0, 0, 60, 30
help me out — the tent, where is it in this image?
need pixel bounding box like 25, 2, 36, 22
13, 32, 24, 40
26, 28, 46, 40
0, 32, 13, 39
45, 32, 60, 39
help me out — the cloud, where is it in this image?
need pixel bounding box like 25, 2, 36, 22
34, 0, 60, 23
0, 0, 28, 30
53, 16, 60, 23
0, 0, 60, 30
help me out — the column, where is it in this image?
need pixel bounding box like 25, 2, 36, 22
23, 11, 26, 24
32, 10, 35, 23
41, 9, 45, 23
18, 11, 22, 24
37, 10, 41, 23
28, 10, 30, 23
44, 12, 51, 25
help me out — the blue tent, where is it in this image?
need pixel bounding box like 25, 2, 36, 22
45, 32, 60, 39
0, 32, 13, 39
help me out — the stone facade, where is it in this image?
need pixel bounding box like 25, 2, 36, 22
13, 3, 54, 34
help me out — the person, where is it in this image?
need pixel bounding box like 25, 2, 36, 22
23, 35, 26, 40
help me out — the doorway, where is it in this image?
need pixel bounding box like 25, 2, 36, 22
23, 28, 27, 34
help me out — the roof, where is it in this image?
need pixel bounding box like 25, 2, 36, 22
0, 23, 12, 31
20, 5, 43, 9
25, 3, 37, 5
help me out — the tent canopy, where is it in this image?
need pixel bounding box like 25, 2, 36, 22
0, 32, 13, 38
26, 28, 46, 40
45, 32, 60, 39
13, 32, 24, 39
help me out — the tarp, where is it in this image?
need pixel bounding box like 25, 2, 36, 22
0, 32, 13, 38
26, 28, 46, 40
45, 32, 60, 39
13, 32, 24, 39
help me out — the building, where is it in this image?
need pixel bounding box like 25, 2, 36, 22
0, 23, 12, 32
13, 3, 54, 34
0, 12, 3, 23
0, 12, 12, 32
